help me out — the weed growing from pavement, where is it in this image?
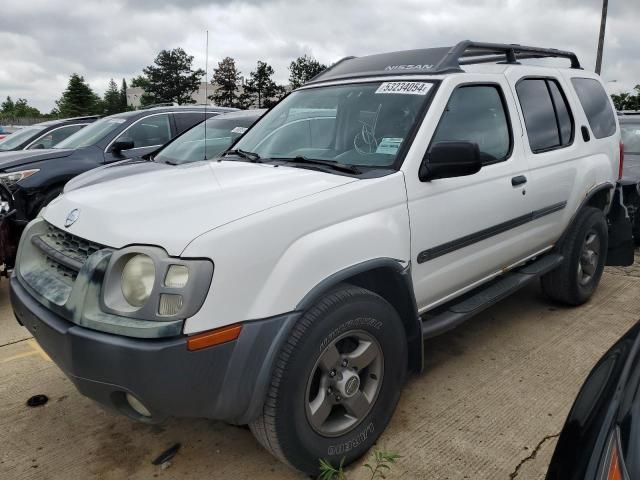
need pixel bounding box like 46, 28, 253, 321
318, 450, 401, 479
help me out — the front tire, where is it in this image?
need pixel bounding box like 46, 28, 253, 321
250, 284, 407, 475
541, 207, 608, 305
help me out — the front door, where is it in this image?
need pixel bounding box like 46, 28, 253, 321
404, 78, 538, 311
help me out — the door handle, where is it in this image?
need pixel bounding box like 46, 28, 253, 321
511, 175, 527, 186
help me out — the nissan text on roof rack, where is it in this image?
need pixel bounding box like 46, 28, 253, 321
10, 41, 635, 475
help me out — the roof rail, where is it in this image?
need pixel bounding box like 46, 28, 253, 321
439, 40, 581, 71
138, 102, 175, 110
307, 40, 581, 84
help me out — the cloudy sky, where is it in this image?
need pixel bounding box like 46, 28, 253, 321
1, 0, 638, 112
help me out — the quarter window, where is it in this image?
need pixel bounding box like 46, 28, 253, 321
119, 114, 172, 149
571, 78, 617, 139
516, 78, 574, 153
431, 85, 511, 164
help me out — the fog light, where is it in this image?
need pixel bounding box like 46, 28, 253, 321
158, 294, 183, 316
126, 393, 151, 417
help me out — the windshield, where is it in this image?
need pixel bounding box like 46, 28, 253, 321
0, 125, 46, 151
622, 122, 640, 154
155, 114, 260, 165
233, 81, 434, 168
55, 116, 127, 149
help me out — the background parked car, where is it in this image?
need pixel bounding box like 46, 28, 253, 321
0, 105, 237, 273
546, 320, 640, 480
0, 116, 99, 152
0, 126, 10, 141
618, 111, 640, 241
64, 109, 265, 192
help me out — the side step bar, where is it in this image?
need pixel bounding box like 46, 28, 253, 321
421, 253, 564, 339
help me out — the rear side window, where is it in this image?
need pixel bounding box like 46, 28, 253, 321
431, 85, 511, 164
571, 78, 617, 139
174, 112, 213, 135
516, 78, 574, 153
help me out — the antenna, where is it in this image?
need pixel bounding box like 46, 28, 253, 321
204, 30, 209, 160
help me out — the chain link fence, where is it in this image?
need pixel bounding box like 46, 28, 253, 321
0, 116, 58, 127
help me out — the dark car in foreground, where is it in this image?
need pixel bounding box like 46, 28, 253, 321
64, 109, 265, 192
0, 116, 99, 152
618, 112, 640, 240
0, 105, 236, 273
547, 320, 640, 480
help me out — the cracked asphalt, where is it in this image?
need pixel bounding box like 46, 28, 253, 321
2, 257, 640, 479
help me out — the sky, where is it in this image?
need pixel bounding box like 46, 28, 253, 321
1, 0, 638, 113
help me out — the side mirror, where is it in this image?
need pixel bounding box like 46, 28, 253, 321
111, 138, 135, 155
32, 143, 45, 150
419, 141, 482, 181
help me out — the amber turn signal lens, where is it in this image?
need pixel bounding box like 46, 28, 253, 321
607, 442, 623, 480
187, 324, 242, 351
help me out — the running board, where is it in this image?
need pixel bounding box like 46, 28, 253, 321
421, 253, 564, 339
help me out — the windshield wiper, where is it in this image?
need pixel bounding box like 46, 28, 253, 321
222, 149, 263, 163
270, 156, 361, 174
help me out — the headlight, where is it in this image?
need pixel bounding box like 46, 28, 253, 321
0, 169, 39, 188
121, 254, 156, 307
101, 246, 213, 323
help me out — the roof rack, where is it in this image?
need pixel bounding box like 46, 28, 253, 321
308, 40, 581, 84
138, 102, 176, 110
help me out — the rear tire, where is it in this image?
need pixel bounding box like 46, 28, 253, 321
541, 207, 607, 305
249, 284, 407, 475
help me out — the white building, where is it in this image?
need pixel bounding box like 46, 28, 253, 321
126, 80, 246, 108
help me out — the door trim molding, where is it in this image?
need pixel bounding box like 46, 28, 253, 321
417, 201, 567, 264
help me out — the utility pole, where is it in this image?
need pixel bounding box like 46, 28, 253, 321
595, 0, 608, 74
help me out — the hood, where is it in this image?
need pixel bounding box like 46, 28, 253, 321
64, 159, 170, 192
622, 153, 640, 183
44, 160, 358, 255
0, 148, 75, 170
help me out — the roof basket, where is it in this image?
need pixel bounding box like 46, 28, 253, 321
308, 40, 581, 84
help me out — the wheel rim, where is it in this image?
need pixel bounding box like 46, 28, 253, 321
578, 229, 601, 286
305, 330, 384, 437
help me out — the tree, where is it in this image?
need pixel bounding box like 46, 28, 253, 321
130, 75, 149, 89
1, 96, 41, 117
55, 73, 102, 117
289, 55, 327, 89
103, 78, 122, 115
140, 48, 205, 105
120, 78, 129, 111
242, 61, 285, 108
1, 96, 15, 115
611, 85, 640, 111
12, 98, 41, 117
209, 57, 242, 108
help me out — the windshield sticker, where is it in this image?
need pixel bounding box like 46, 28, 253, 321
108, 118, 126, 124
376, 137, 403, 155
231, 126, 248, 134
375, 82, 432, 95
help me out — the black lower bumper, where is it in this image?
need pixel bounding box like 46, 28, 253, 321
10, 275, 299, 424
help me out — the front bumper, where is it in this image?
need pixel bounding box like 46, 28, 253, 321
11, 275, 299, 424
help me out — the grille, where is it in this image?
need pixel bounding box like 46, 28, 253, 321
37, 223, 105, 281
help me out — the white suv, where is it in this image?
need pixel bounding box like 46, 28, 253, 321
10, 41, 635, 475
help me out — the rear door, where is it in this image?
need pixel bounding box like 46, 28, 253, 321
506, 70, 619, 247
404, 76, 538, 310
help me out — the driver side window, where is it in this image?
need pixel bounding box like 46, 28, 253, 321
118, 114, 172, 149
431, 85, 512, 164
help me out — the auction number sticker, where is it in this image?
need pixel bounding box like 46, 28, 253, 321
375, 82, 432, 95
